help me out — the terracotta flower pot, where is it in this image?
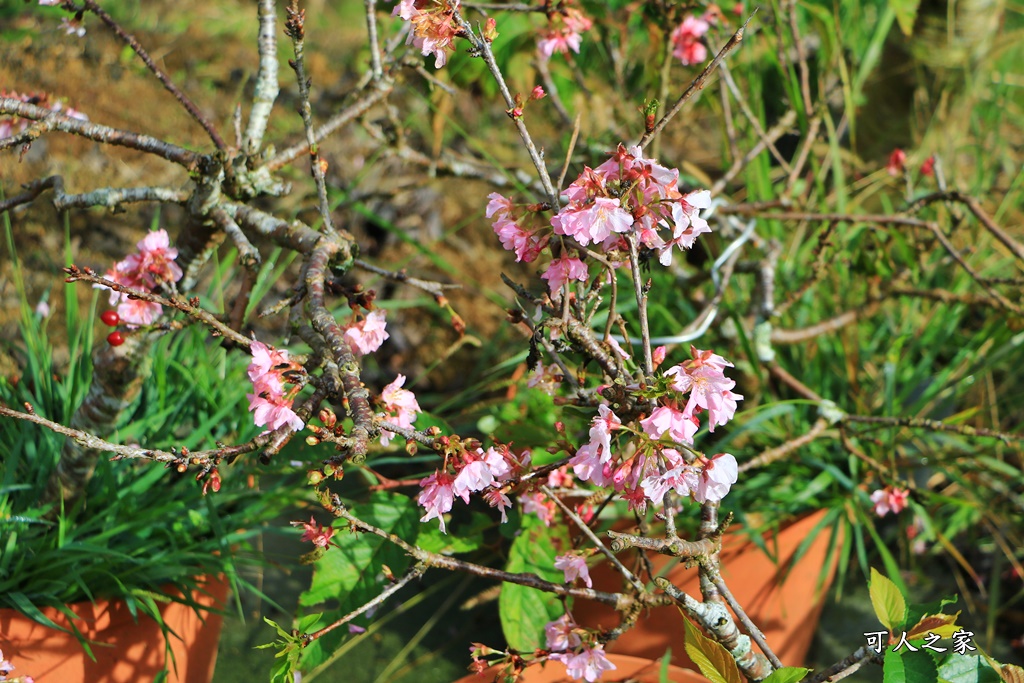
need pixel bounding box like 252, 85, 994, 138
574, 509, 840, 670
453, 653, 709, 683
0, 576, 228, 683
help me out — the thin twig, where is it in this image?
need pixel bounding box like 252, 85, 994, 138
844, 414, 1019, 444
285, 1, 337, 236
541, 485, 645, 594
0, 404, 272, 467
637, 13, 755, 150
80, 0, 226, 151
64, 266, 253, 347
738, 417, 830, 473
454, 10, 559, 206
304, 564, 426, 642
0, 98, 203, 170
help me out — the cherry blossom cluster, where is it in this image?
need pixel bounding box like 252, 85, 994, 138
670, 15, 710, 65
537, 7, 593, 59
544, 614, 615, 683
247, 340, 305, 433
870, 485, 910, 517
488, 144, 712, 296
417, 443, 530, 533
564, 346, 742, 514
392, 0, 460, 68
0, 89, 87, 140
97, 229, 183, 327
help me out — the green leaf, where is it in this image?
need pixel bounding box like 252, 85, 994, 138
937, 655, 1003, 683
499, 516, 569, 651
890, 0, 921, 36
884, 647, 906, 683
415, 511, 487, 555
885, 650, 939, 683
299, 492, 419, 607
761, 667, 811, 683
870, 567, 907, 631
297, 493, 420, 672
682, 617, 744, 683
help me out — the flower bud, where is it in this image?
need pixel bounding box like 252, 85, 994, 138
483, 17, 498, 42
319, 408, 337, 428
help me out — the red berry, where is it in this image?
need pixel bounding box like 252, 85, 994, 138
100, 310, 120, 327
107, 331, 125, 346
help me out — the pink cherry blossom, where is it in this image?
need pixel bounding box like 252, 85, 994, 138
486, 192, 514, 219
453, 459, 495, 503
544, 614, 582, 652
569, 442, 613, 486
537, 9, 592, 58
554, 553, 592, 588
483, 488, 512, 523
693, 453, 738, 503
393, 0, 461, 68
666, 348, 743, 430
344, 309, 390, 356
121, 230, 183, 288
870, 486, 910, 517
247, 393, 304, 432
553, 197, 633, 246
380, 374, 421, 446
483, 446, 514, 482
541, 255, 589, 294
549, 644, 616, 682
640, 405, 698, 444
418, 470, 455, 533
589, 405, 621, 459
520, 490, 556, 526
670, 15, 710, 65
294, 517, 335, 548
116, 297, 163, 327
641, 463, 699, 505
248, 340, 294, 383
493, 216, 547, 263
527, 362, 563, 394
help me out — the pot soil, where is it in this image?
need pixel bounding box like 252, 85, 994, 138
0, 576, 228, 683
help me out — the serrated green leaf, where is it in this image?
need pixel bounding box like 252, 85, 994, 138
499, 516, 569, 651
761, 667, 811, 683
870, 567, 907, 630
938, 655, 1003, 683
885, 647, 906, 683
890, 0, 921, 35
682, 617, 744, 683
